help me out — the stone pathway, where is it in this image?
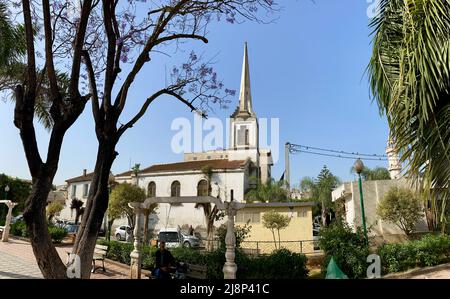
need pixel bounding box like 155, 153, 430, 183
0, 238, 129, 279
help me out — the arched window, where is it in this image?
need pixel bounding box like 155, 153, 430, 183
197, 179, 209, 196
147, 181, 156, 197
171, 181, 181, 197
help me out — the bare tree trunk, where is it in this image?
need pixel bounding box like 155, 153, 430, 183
277, 229, 281, 249
206, 221, 215, 251
23, 176, 67, 279
321, 201, 327, 227
106, 218, 115, 242
271, 229, 277, 250
72, 139, 117, 279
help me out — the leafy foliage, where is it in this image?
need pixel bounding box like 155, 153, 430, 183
245, 179, 289, 203
70, 198, 84, 225
262, 210, 291, 249
0, 1, 25, 67
350, 166, 391, 180
318, 222, 370, 279
10, 220, 29, 237
46, 201, 64, 221
0, 174, 31, 220
108, 183, 146, 228
97, 239, 308, 279
378, 234, 450, 274
368, 0, 450, 224
299, 166, 341, 222
377, 187, 424, 236
216, 223, 252, 249
48, 225, 68, 243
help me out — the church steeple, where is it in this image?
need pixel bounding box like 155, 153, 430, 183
231, 42, 256, 118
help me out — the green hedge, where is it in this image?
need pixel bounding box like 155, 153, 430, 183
10, 220, 29, 238
10, 220, 68, 243
48, 226, 68, 243
97, 240, 309, 279
318, 222, 370, 279
378, 234, 450, 274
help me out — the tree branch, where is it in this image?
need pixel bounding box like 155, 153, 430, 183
153, 33, 208, 47
117, 88, 205, 138
42, 0, 60, 100
81, 50, 100, 124
114, 0, 190, 113
69, 0, 93, 98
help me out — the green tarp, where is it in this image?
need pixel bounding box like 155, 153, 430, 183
325, 257, 349, 279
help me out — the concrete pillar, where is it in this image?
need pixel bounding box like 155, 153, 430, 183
223, 201, 238, 279
130, 206, 143, 279
2, 201, 17, 242
285, 142, 290, 191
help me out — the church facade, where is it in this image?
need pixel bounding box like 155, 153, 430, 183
113, 43, 273, 233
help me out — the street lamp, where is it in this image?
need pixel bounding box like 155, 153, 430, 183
354, 159, 368, 244
4, 185, 10, 200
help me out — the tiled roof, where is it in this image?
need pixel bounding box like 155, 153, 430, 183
66, 172, 95, 183
115, 159, 247, 177
65, 172, 115, 184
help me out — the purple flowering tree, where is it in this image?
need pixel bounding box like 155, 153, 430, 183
10, 0, 276, 278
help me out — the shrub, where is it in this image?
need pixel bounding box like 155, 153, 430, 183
10, 220, 29, 237
216, 223, 251, 249
318, 222, 370, 279
378, 234, 450, 274
246, 248, 308, 279
98, 240, 308, 279
48, 226, 68, 243
377, 187, 424, 236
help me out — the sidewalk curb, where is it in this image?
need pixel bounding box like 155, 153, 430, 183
382, 263, 450, 279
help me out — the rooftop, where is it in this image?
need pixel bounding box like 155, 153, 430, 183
115, 159, 247, 177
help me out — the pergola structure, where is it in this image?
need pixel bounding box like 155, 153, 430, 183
0, 200, 18, 242
128, 196, 245, 279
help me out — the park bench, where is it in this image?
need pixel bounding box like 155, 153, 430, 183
92, 244, 108, 273
184, 263, 207, 279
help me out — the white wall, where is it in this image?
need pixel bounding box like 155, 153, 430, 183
115, 170, 245, 233
59, 180, 91, 221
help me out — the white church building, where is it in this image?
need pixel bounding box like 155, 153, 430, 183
115, 43, 273, 233
61, 44, 273, 235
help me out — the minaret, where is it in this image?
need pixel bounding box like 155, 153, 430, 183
231, 42, 256, 119
386, 136, 402, 179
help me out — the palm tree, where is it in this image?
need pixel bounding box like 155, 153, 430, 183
368, 0, 450, 231
70, 198, 84, 225
245, 178, 289, 203
0, 1, 25, 67
350, 166, 391, 181
0, 1, 60, 129
299, 166, 340, 226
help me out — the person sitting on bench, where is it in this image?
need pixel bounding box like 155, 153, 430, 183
153, 241, 175, 279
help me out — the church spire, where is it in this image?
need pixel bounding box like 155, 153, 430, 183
231, 42, 256, 118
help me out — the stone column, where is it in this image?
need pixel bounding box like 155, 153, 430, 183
223, 201, 238, 279
2, 201, 17, 242
130, 205, 143, 279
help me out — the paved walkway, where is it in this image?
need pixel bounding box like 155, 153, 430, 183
0, 238, 129, 279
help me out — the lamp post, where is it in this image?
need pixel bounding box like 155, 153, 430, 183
4, 185, 10, 200
354, 159, 368, 244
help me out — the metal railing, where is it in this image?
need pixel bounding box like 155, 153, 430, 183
240, 240, 320, 255
198, 238, 321, 255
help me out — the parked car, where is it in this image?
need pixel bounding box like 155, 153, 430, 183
65, 223, 80, 235
98, 227, 106, 237
157, 228, 201, 248
11, 214, 23, 224
115, 225, 133, 241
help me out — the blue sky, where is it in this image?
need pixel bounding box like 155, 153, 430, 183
0, 0, 389, 186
